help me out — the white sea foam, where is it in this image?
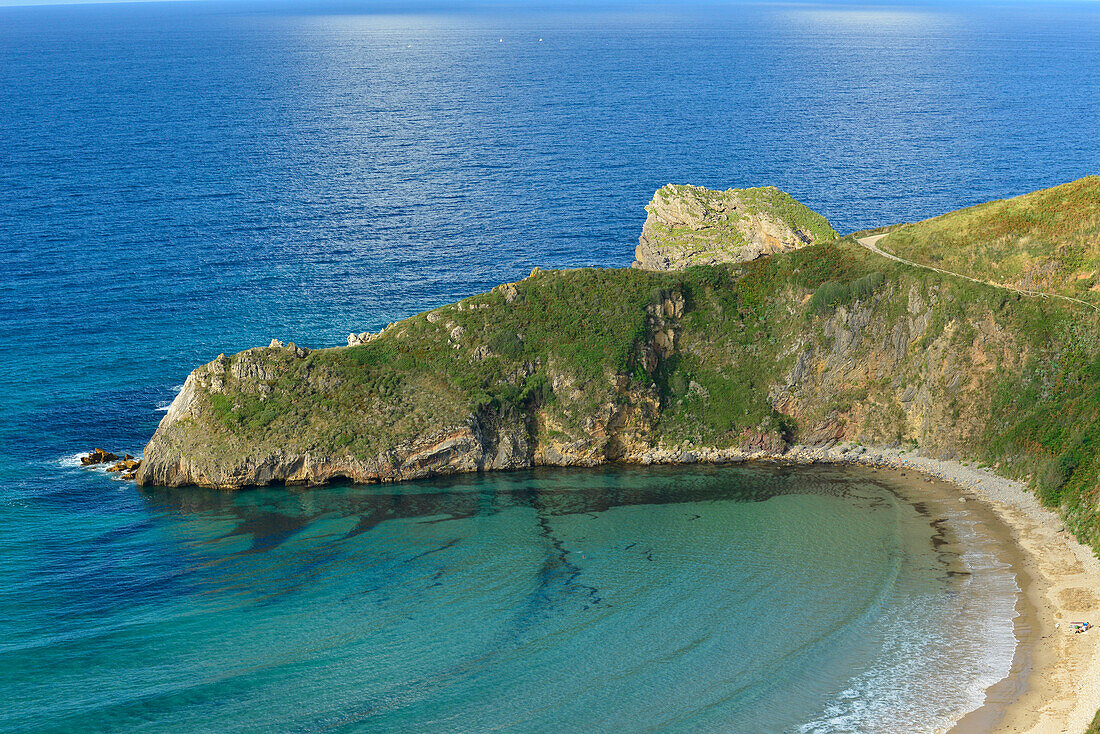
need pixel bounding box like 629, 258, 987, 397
799, 503, 1020, 733
57, 452, 86, 468
155, 383, 184, 411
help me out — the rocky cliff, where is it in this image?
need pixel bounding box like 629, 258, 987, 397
138, 182, 1100, 551
633, 184, 838, 270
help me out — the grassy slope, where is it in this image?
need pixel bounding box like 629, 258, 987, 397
881, 176, 1100, 300
178, 235, 1100, 552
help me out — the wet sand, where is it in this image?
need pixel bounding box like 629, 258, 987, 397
778, 444, 1100, 734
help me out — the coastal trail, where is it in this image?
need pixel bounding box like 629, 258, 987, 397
856, 234, 1100, 313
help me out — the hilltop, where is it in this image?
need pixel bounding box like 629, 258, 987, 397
880, 176, 1100, 302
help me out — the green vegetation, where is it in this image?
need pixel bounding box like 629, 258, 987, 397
149, 181, 1100, 566
881, 176, 1100, 301
642, 184, 839, 264
810, 272, 885, 313
737, 185, 840, 243
1088, 707, 1100, 734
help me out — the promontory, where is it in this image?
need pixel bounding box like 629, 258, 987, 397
137, 177, 1100, 554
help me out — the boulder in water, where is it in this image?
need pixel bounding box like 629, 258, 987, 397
80, 448, 117, 466
107, 458, 141, 474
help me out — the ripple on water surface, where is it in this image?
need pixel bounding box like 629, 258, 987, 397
0, 464, 1019, 733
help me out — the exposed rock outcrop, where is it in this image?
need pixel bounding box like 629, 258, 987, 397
347, 332, 375, 346
80, 450, 140, 480
633, 184, 838, 271
80, 448, 117, 466
106, 458, 139, 473
138, 418, 511, 488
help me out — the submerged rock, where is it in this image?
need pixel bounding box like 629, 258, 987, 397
107, 458, 141, 474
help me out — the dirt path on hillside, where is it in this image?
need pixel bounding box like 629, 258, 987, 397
856, 234, 1100, 313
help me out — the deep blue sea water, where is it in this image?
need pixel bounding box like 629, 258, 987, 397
1, 1, 1096, 731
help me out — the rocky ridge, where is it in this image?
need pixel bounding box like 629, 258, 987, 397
633, 184, 838, 271
140, 246, 1029, 488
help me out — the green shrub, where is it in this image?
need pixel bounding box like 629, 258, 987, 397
210, 394, 233, 419
811, 280, 850, 313
810, 271, 886, 313
850, 271, 885, 300
669, 371, 689, 398
1037, 450, 1081, 506
488, 329, 524, 359
1037, 458, 1071, 505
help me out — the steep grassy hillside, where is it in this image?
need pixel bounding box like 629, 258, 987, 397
880, 176, 1100, 301
139, 233, 1100, 553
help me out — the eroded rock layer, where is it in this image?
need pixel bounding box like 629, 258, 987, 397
633, 184, 838, 270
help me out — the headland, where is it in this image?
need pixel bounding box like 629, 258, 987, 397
129, 177, 1100, 732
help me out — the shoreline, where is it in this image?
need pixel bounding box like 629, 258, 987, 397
777, 443, 1100, 734
124, 438, 1099, 731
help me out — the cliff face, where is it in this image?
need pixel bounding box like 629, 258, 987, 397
139, 239, 1090, 492
633, 184, 838, 271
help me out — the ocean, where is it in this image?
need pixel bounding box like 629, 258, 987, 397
1, 1, 1096, 731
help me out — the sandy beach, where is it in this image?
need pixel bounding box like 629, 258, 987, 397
776, 443, 1100, 734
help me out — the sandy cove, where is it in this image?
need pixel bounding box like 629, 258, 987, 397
772, 443, 1100, 734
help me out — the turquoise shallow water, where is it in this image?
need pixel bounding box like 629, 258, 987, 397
2, 0, 1088, 729
2, 463, 1018, 733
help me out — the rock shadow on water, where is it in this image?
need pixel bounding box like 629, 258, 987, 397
138, 463, 880, 545
134, 463, 966, 608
